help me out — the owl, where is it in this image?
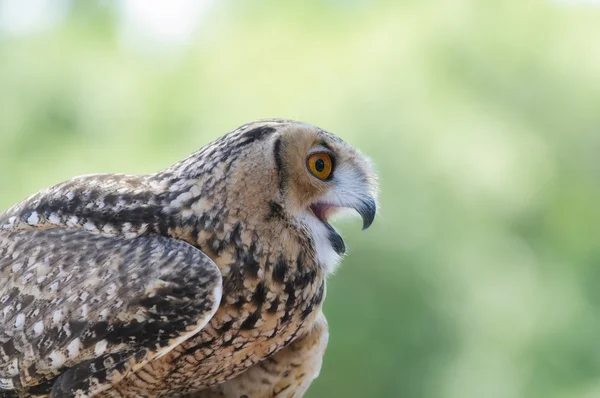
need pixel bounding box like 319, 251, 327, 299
0, 119, 378, 398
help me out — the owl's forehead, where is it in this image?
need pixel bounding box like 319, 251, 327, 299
235, 119, 334, 138
210, 119, 358, 165
270, 121, 348, 148
290, 127, 355, 158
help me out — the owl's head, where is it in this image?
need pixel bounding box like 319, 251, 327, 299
170, 119, 378, 273
269, 121, 378, 271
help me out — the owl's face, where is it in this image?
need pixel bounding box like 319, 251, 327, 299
277, 124, 378, 272
223, 120, 378, 273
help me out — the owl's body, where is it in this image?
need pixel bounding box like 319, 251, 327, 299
0, 120, 377, 398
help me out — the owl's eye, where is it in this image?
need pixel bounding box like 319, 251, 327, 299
307, 153, 333, 180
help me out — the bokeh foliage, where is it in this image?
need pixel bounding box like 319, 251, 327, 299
2, 1, 600, 397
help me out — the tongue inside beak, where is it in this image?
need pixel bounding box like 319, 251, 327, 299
310, 203, 335, 223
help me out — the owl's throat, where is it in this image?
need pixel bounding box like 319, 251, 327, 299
308, 203, 345, 256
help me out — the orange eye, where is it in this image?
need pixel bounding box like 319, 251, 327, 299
307, 153, 333, 180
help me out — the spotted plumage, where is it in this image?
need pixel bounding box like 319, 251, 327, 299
0, 119, 378, 398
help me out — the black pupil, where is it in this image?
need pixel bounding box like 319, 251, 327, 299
315, 158, 326, 173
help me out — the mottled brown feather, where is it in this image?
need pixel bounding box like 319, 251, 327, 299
0, 119, 378, 397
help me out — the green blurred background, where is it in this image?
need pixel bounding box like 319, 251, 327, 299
2, 1, 600, 397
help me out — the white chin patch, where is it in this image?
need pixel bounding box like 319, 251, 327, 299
298, 213, 343, 274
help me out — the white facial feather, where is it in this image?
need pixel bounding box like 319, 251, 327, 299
299, 160, 377, 274
319, 162, 376, 211
298, 213, 342, 274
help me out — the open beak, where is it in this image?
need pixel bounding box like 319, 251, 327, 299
310, 195, 377, 231
308, 194, 376, 256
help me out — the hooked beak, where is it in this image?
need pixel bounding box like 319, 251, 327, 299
308, 194, 377, 256
356, 196, 377, 230
309, 194, 377, 231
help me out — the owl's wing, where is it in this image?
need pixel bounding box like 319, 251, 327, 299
0, 228, 222, 397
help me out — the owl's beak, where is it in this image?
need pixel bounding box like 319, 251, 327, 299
309, 194, 377, 231
356, 196, 377, 230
